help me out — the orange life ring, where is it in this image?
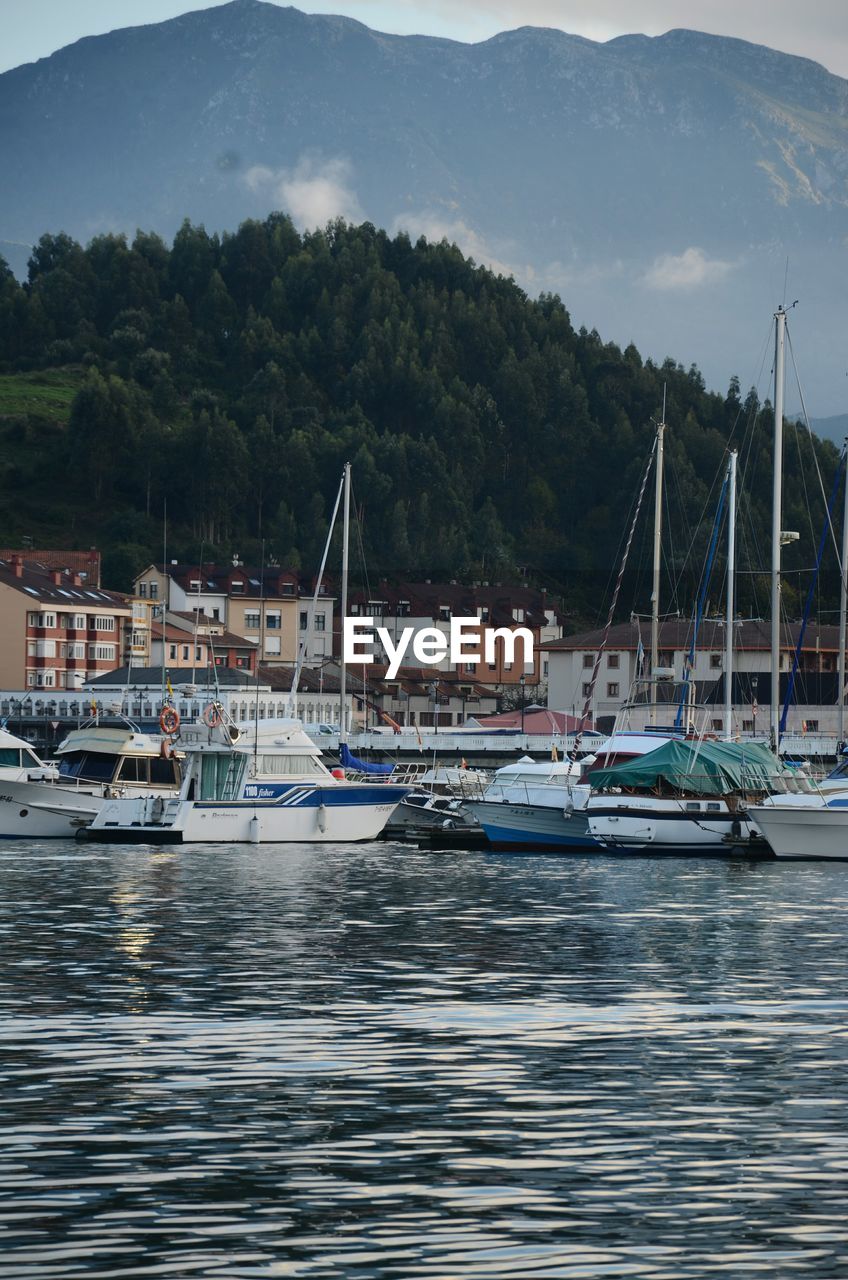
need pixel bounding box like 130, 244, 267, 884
202, 702, 223, 729
159, 705, 180, 735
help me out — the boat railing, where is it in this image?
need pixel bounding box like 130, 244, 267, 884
342, 762, 430, 785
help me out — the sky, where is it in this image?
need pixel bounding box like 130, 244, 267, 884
2, 0, 848, 78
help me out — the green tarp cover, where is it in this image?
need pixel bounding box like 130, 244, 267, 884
588, 738, 782, 796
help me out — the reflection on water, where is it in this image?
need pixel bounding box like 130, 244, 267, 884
1, 844, 847, 1276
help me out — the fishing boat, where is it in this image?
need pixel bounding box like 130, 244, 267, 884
0, 721, 181, 838
84, 714, 411, 844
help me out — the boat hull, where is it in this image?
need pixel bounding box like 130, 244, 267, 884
588, 799, 765, 857
466, 800, 597, 852
749, 803, 848, 860
86, 783, 409, 844
0, 779, 103, 838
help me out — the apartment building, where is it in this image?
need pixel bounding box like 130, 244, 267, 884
543, 618, 848, 735
132, 562, 334, 665
0, 555, 130, 690
344, 581, 564, 691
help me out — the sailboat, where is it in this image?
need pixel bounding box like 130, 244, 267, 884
85, 464, 414, 844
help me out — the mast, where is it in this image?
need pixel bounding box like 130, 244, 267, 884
839, 442, 848, 745
770, 307, 786, 750
339, 461, 351, 744
649, 388, 666, 725
724, 450, 737, 739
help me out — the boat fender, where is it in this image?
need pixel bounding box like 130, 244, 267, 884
331, 767, 345, 780
159, 705, 180, 735
731, 818, 743, 839
160, 737, 173, 759
317, 803, 327, 833
249, 814, 261, 844
563, 801, 574, 819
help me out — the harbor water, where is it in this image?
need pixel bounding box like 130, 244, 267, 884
2, 841, 848, 1277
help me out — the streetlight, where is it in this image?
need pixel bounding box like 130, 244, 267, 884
519, 673, 526, 734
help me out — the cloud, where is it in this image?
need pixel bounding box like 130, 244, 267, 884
244, 155, 364, 228
642, 246, 733, 290
391, 209, 525, 279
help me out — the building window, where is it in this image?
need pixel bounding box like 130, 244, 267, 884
314, 613, 326, 631
138, 582, 147, 598
244, 611, 261, 629
583, 653, 594, 668
464, 663, 475, 674
543, 659, 549, 676
488, 662, 497, 671
439, 606, 451, 622
607, 682, 620, 698
27, 612, 38, 627
804, 720, 819, 733
94, 616, 115, 632
582, 682, 592, 697
504, 661, 513, 671
299, 611, 308, 630
74, 614, 86, 630
27, 673, 36, 686
231, 581, 244, 594
182, 646, 189, 660
149, 582, 158, 599
266, 611, 281, 630
195, 647, 202, 661
478, 607, 490, 622
189, 579, 201, 591
90, 644, 115, 661
607, 653, 619, 669
743, 719, 754, 732
169, 644, 177, 660
710, 653, 722, 669
265, 636, 282, 656
712, 718, 723, 731
397, 601, 410, 617
43, 673, 54, 688
513, 608, 525, 622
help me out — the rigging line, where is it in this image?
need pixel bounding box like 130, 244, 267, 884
787, 325, 844, 573
571, 436, 658, 760
780, 443, 847, 735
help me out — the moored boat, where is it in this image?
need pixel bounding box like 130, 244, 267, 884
84, 716, 412, 843
0, 721, 181, 839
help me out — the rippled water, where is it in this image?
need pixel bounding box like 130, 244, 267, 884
1, 843, 848, 1277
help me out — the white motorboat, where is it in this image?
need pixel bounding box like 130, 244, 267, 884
84, 716, 412, 844
0, 727, 53, 784
0, 722, 181, 839
748, 786, 848, 860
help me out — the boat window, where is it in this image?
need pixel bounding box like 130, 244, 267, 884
149, 756, 181, 786
258, 754, 325, 776
199, 752, 247, 801
23, 750, 41, 767
685, 802, 701, 811
57, 751, 116, 783
706, 802, 722, 812
117, 758, 148, 784
0, 749, 22, 767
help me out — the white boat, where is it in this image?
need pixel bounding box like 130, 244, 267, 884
0, 727, 53, 784
745, 753, 848, 859
464, 757, 595, 851
84, 716, 412, 844
0, 722, 181, 839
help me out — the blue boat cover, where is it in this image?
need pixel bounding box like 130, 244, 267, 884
339, 742, 394, 775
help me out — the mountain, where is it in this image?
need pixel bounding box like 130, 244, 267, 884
1, 0, 847, 413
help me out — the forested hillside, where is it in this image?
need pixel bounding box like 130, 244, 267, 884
0, 216, 837, 615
